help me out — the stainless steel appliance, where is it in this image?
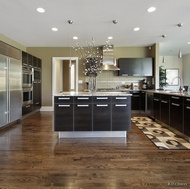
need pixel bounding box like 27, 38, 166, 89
22, 66, 33, 88
0, 51, 22, 128
22, 87, 33, 106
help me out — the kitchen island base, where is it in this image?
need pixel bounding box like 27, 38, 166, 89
59, 131, 127, 138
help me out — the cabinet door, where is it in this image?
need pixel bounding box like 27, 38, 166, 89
140, 91, 146, 112
146, 93, 154, 119
170, 96, 183, 132
74, 104, 92, 131
184, 104, 190, 136
130, 58, 141, 76
33, 82, 41, 110
160, 95, 170, 125
131, 92, 140, 110
112, 96, 131, 131
54, 103, 73, 131
141, 58, 153, 76
118, 58, 131, 76
153, 93, 160, 120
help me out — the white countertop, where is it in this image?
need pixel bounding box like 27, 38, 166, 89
54, 91, 132, 96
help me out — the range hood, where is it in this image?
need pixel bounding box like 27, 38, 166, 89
101, 45, 120, 71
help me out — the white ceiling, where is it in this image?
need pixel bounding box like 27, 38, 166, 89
1, 0, 190, 56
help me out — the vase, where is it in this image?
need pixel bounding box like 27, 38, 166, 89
88, 75, 96, 92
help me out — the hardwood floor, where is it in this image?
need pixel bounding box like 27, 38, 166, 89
0, 111, 190, 189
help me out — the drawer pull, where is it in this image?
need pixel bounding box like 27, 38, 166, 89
97, 104, 108, 107
154, 98, 159, 101
161, 100, 168, 103
186, 99, 190, 102
58, 97, 70, 100
186, 106, 190, 110
58, 105, 70, 107
77, 105, 89, 107
115, 97, 127, 100
97, 97, 108, 100
171, 103, 180, 107
171, 96, 180, 99
77, 97, 89, 100
115, 104, 127, 107
26, 105, 31, 108
35, 102, 39, 105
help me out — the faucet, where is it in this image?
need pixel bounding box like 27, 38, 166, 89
172, 76, 185, 93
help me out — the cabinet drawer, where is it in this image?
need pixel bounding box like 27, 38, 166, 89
74, 96, 92, 104
93, 96, 111, 103
54, 96, 73, 104
170, 95, 183, 103
184, 97, 190, 105
161, 94, 170, 101
153, 93, 160, 99
112, 96, 130, 104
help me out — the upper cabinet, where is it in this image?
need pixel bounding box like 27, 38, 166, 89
118, 58, 154, 77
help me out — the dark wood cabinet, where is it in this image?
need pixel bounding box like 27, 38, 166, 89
54, 96, 74, 131
146, 92, 154, 119
153, 93, 160, 120
131, 91, 140, 110
33, 81, 41, 110
112, 96, 131, 131
74, 96, 92, 131
170, 95, 183, 132
160, 94, 170, 125
184, 97, 190, 136
118, 58, 153, 77
93, 96, 111, 131
140, 91, 146, 112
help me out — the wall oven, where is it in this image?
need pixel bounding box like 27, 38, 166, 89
22, 67, 33, 88
34, 69, 41, 81
23, 87, 33, 106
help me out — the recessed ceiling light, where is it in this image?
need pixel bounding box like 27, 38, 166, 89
108, 36, 113, 40
73, 36, 78, 40
134, 27, 140, 31
52, 28, 58, 31
187, 42, 190, 45
147, 7, 156, 13
37, 7, 45, 13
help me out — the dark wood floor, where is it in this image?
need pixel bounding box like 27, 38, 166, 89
0, 112, 190, 189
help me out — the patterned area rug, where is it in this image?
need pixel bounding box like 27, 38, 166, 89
131, 117, 190, 150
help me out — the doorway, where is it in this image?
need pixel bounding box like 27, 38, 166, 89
52, 57, 78, 101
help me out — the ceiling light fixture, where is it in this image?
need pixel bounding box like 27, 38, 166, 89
187, 42, 190, 45
112, 20, 118, 24
52, 27, 58, 31
134, 27, 140, 31
37, 7, 45, 13
108, 36, 113, 40
178, 50, 182, 58
147, 7, 156, 13
177, 23, 183, 27
73, 36, 78, 40
68, 20, 73, 24
161, 34, 166, 38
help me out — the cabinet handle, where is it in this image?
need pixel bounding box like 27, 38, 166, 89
186, 106, 190, 110
77, 97, 89, 100
171, 103, 180, 107
58, 105, 70, 107
35, 102, 39, 105
186, 99, 190, 102
115, 104, 127, 107
171, 96, 180, 99
143, 74, 151, 76
122, 74, 128, 76
161, 100, 168, 103
58, 97, 70, 100
77, 105, 89, 107
115, 97, 127, 100
154, 98, 159, 101
97, 104, 108, 107
97, 97, 108, 100
26, 105, 31, 108
133, 74, 139, 76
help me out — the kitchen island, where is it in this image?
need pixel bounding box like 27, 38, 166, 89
54, 92, 132, 138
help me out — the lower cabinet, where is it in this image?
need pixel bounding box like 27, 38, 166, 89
170, 96, 183, 133
146, 92, 154, 119
131, 91, 140, 110
160, 94, 170, 125
140, 91, 146, 112
153, 93, 160, 120
33, 81, 41, 111
184, 97, 190, 136
112, 96, 131, 131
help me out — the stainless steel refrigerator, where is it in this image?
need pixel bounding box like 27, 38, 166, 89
0, 54, 22, 128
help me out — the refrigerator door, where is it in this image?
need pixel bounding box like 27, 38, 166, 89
9, 57, 22, 122
0, 55, 8, 127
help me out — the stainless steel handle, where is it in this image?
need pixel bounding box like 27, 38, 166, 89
35, 102, 39, 105
77, 105, 89, 107
133, 74, 139, 76
161, 100, 168, 103
154, 98, 159, 101
26, 105, 31, 108
171, 96, 180, 99
115, 97, 127, 100
171, 103, 180, 107
97, 104, 108, 107
186, 99, 190, 101
115, 104, 127, 107
97, 97, 108, 100
58, 97, 70, 100
186, 106, 190, 110
77, 97, 89, 100
58, 105, 70, 107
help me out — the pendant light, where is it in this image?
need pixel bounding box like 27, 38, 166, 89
162, 56, 165, 63
178, 50, 182, 58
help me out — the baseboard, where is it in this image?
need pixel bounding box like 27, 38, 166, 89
40, 106, 53, 111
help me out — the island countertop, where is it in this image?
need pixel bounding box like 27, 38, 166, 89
54, 91, 132, 96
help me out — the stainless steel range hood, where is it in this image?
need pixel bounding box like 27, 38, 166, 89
101, 45, 120, 71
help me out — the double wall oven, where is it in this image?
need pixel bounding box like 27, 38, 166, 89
22, 66, 33, 107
